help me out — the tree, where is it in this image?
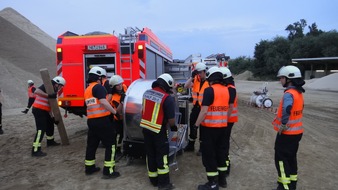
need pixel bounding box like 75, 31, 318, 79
285, 19, 307, 40
252, 37, 290, 79
307, 22, 324, 37
228, 56, 253, 75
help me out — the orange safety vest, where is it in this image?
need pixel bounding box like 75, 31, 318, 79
32, 93, 50, 112
140, 87, 169, 133
28, 86, 36, 98
272, 88, 304, 135
191, 77, 209, 106
84, 82, 111, 119
201, 84, 229, 128
227, 84, 238, 123
110, 90, 126, 120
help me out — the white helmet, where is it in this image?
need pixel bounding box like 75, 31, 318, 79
101, 68, 107, 77
158, 73, 174, 88
219, 67, 232, 79
277, 65, 302, 78
206, 66, 223, 81
89, 66, 105, 76
109, 75, 124, 87
52, 76, 66, 86
195, 62, 207, 72
27, 80, 34, 85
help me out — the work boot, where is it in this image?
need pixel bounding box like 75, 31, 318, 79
102, 171, 121, 179
0, 127, 3, 135
149, 177, 158, 187
21, 108, 29, 114
47, 140, 61, 147
102, 167, 120, 179
158, 183, 175, 190
289, 181, 297, 190
85, 166, 101, 175
184, 140, 195, 152
218, 171, 227, 188
198, 181, 219, 190
32, 150, 47, 157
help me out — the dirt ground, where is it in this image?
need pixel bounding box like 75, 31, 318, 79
1, 80, 337, 190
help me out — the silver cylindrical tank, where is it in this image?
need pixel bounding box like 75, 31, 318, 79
123, 79, 154, 141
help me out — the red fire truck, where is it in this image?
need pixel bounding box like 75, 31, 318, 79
56, 27, 173, 116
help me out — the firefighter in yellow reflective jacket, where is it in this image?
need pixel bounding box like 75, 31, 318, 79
194, 66, 230, 190
84, 66, 120, 179
272, 65, 305, 190
140, 73, 177, 190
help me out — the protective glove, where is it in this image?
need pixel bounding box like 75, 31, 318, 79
191, 70, 198, 78
48, 93, 57, 99
51, 117, 59, 125
278, 124, 289, 135
170, 125, 178, 132
120, 93, 126, 104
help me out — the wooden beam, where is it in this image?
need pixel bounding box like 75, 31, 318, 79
40, 68, 69, 145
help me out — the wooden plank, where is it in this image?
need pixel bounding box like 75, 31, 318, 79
40, 68, 69, 145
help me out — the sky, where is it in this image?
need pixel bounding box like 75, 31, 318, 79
1, 0, 338, 60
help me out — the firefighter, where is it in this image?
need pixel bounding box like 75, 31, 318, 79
31, 76, 66, 157
219, 67, 238, 177
109, 75, 127, 156
272, 65, 305, 190
194, 66, 230, 190
184, 62, 209, 154
140, 73, 177, 190
22, 80, 36, 114
84, 66, 120, 179
0, 88, 3, 135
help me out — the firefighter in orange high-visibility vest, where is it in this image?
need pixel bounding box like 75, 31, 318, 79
31, 76, 66, 157
272, 65, 305, 190
109, 75, 128, 157
140, 73, 177, 190
184, 62, 209, 154
22, 80, 36, 114
84, 66, 121, 179
220, 67, 238, 177
194, 66, 230, 190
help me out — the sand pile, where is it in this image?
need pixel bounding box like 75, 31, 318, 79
234, 70, 254, 80
304, 73, 338, 91
0, 8, 56, 109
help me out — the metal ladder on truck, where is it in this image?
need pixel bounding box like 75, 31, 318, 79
119, 27, 140, 84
